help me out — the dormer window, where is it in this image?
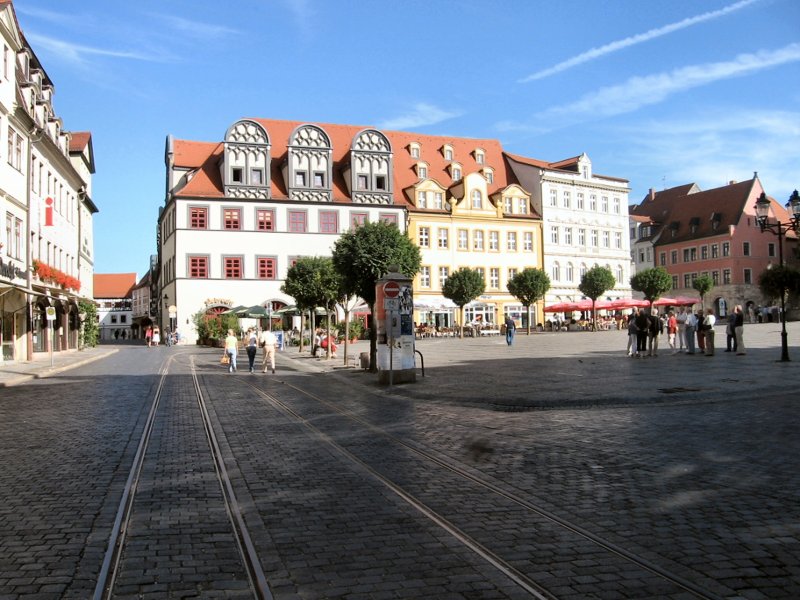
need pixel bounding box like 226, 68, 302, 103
442, 144, 454, 161
474, 148, 485, 165
223, 119, 271, 199
285, 124, 333, 202
416, 162, 428, 180
409, 142, 420, 158
347, 129, 393, 203
483, 168, 494, 184
417, 191, 427, 209
450, 162, 462, 182
689, 216, 700, 233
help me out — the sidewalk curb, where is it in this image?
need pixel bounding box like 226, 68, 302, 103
0, 348, 119, 388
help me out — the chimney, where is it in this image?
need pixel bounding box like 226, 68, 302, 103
649, 188, 655, 201
729, 180, 737, 186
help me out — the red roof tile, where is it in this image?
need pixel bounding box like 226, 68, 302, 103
172, 118, 518, 206
93, 273, 137, 299
68, 131, 91, 152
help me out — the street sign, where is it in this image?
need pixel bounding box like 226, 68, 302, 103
384, 298, 399, 311
383, 281, 400, 298
168, 305, 177, 318
45, 307, 56, 321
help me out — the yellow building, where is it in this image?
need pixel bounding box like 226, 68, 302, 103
387, 132, 544, 331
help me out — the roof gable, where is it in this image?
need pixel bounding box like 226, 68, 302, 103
93, 273, 137, 299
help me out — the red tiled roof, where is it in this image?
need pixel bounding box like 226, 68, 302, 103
172, 119, 518, 206
93, 273, 137, 299
503, 151, 627, 183
646, 179, 759, 245
69, 131, 91, 152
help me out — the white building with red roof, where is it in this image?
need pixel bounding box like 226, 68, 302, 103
162, 118, 548, 340
0, 0, 97, 362
506, 152, 632, 308
93, 273, 136, 341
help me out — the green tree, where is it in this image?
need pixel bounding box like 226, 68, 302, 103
332, 221, 421, 371
442, 268, 485, 338
507, 268, 550, 335
193, 310, 239, 344
759, 265, 800, 303
78, 299, 99, 348
579, 265, 616, 331
630, 267, 672, 307
282, 256, 341, 357
691, 273, 714, 310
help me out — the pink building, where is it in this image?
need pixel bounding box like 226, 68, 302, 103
630, 174, 797, 318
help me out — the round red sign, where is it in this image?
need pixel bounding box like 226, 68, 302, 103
383, 281, 400, 298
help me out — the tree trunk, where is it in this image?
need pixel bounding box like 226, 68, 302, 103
343, 310, 350, 366
526, 305, 532, 335
299, 312, 305, 353
326, 308, 332, 360
369, 304, 378, 372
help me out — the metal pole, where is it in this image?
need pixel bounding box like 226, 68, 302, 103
778, 229, 790, 361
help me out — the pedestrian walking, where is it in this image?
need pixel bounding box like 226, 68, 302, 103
635, 309, 650, 358
145, 326, 153, 347
696, 310, 707, 353
685, 310, 697, 354
703, 309, 716, 356
627, 313, 639, 357
667, 311, 678, 353
725, 311, 737, 352
647, 310, 662, 356
504, 315, 516, 346
734, 304, 746, 355
260, 328, 277, 374
152, 327, 161, 346
245, 328, 258, 373
223, 329, 238, 372
676, 307, 687, 351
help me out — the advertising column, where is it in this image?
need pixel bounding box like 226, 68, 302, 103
375, 271, 416, 384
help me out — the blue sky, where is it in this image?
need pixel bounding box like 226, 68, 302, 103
14, 0, 800, 277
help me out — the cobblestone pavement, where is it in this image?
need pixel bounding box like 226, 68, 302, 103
0, 322, 797, 599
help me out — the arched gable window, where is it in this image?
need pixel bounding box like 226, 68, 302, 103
349, 129, 393, 204
223, 120, 270, 199
284, 124, 333, 202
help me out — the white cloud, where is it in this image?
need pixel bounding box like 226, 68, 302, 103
149, 14, 241, 39
25, 33, 173, 67
620, 110, 800, 200
519, 0, 762, 82
378, 103, 463, 130
501, 43, 800, 133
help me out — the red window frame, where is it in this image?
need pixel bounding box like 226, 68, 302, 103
257, 209, 275, 231
189, 206, 208, 229
257, 257, 277, 279
188, 256, 208, 278
223, 208, 241, 230
319, 211, 338, 234
224, 256, 243, 279
351, 212, 368, 229
288, 210, 307, 233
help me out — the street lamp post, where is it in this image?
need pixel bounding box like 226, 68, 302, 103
754, 190, 800, 362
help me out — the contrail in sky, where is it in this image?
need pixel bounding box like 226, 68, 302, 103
519, 0, 762, 82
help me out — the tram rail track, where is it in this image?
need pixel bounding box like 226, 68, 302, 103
92, 354, 273, 600
226, 370, 727, 600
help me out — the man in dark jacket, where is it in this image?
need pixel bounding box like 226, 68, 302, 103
634, 309, 650, 357
647, 310, 663, 356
